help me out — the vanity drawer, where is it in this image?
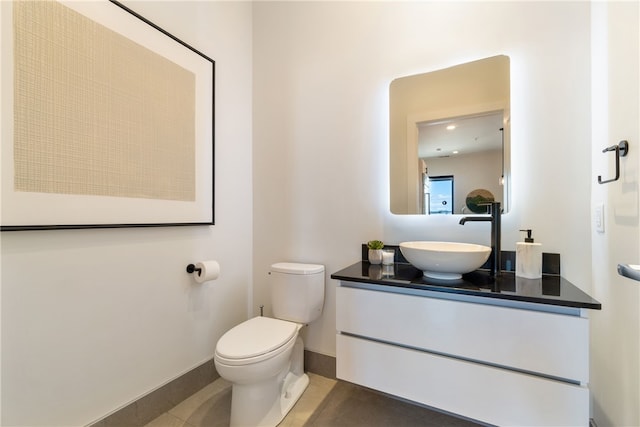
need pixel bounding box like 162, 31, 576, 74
337, 334, 589, 427
336, 285, 588, 383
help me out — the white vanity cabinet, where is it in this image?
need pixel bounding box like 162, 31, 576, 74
336, 282, 591, 426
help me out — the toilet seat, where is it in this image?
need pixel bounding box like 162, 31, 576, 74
215, 317, 299, 366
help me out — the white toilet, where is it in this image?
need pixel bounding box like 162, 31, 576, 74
214, 262, 325, 427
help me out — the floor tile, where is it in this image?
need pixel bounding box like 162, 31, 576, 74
145, 372, 481, 427
144, 413, 194, 427
144, 373, 334, 427
168, 378, 232, 427
302, 380, 482, 427
279, 374, 337, 427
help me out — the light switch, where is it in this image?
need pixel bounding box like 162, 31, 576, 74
595, 204, 605, 233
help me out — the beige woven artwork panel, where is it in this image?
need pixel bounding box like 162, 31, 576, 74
13, 0, 196, 202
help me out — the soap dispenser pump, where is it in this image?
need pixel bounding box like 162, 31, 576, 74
516, 229, 542, 279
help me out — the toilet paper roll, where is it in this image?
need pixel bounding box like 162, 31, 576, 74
194, 260, 220, 283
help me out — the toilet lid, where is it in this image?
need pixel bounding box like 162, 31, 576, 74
216, 317, 298, 360
271, 262, 324, 275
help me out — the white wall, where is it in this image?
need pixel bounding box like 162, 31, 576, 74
0, 2, 253, 426
253, 0, 592, 359
590, 2, 640, 426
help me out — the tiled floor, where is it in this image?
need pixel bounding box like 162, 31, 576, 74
144, 373, 482, 427
143, 373, 336, 427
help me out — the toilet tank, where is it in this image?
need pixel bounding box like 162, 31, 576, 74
270, 262, 325, 324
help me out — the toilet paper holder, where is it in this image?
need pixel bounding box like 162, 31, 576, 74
186, 263, 202, 276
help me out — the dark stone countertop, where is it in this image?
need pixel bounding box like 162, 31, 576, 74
331, 262, 601, 310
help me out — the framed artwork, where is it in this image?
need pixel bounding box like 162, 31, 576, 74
1, 0, 215, 230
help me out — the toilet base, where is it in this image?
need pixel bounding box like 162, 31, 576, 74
278, 371, 310, 423
230, 371, 309, 427
228, 335, 309, 427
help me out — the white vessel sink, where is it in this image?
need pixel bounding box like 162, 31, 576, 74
399, 241, 491, 280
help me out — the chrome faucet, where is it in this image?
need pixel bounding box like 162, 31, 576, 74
459, 202, 501, 277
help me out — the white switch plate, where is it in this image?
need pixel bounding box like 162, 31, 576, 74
595, 203, 605, 233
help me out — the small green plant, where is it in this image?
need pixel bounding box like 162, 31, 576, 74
367, 240, 384, 250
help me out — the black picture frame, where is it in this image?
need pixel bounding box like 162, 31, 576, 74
1, 0, 215, 231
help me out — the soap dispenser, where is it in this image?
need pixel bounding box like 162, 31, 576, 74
516, 229, 542, 279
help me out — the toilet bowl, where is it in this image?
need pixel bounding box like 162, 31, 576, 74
214, 317, 307, 427
214, 262, 325, 427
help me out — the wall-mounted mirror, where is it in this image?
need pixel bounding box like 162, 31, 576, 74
389, 55, 510, 215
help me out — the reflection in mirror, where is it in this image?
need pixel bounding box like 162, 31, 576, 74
420, 111, 504, 214
389, 55, 510, 215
